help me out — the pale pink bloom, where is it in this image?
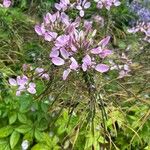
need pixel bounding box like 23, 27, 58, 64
3, 0, 11, 8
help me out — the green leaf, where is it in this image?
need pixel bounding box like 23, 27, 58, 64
36, 118, 48, 131
15, 125, 32, 134
18, 113, 27, 124
10, 131, 20, 149
9, 112, 17, 125
31, 143, 49, 150
0, 139, 11, 150
0, 126, 13, 138
24, 130, 34, 142
34, 129, 44, 142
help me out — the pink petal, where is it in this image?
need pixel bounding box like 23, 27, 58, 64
84, 2, 91, 9
70, 57, 78, 70
63, 69, 71, 80
60, 48, 69, 59
76, 5, 82, 10
35, 68, 44, 74
98, 36, 111, 48
55, 3, 62, 10
91, 47, 102, 54
27, 87, 36, 94
82, 63, 88, 71
80, 10, 84, 17
61, 12, 70, 25
114, 1, 121, 6
52, 57, 65, 66
49, 50, 59, 58
82, 55, 92, 65
29, 82, 36, 88
41, 73, 50, 80
44, 32, 52, 41
95, 64, 109, 73
34, 25, 45, 36
99, 50, 112, 58
9, 78, 17, 86
49, 32, 58, 39
16, 91, 21, 96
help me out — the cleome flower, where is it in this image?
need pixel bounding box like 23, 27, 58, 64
9, 75, 36, 96
0, 0, 11, 8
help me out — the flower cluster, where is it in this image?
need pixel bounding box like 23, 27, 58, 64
35, 9, 113, 80
94, 0, 121, 10
0, 0, 11, 8
54, 0, 91, 17
9, 65, 50, 96
128, 21, 150, 43
109, 53, 132, 78
9, 75, 36, 96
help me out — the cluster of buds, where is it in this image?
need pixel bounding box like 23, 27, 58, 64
0, 0, 11, 8
35, 10, 113, 80
94, 0, 121, 10
128, 21, 150, 43
9, 65, 50, 96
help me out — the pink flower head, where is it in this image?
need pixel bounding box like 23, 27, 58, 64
9, 75, 36, 96
3, 0, 11, 8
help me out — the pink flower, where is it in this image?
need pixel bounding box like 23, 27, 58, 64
9, 75, 37, 96
3, 0, 11, 8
